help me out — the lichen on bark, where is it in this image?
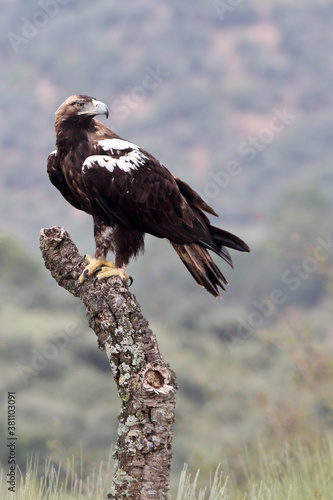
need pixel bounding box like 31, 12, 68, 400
40, 226, 177, 500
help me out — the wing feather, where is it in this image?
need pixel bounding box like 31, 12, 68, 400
47, 151, 84, 211
81, 141, 209, 243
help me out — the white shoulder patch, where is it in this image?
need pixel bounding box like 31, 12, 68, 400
96, 138, 149, 172
49, 150, 57, 156
83, 155, 116, 173
98, 138, 139, 152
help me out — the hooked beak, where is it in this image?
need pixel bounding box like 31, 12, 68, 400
78, 99, 109, 119
92, 99, 109, 119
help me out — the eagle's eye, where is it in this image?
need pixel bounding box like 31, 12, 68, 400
75, 102, 85, 108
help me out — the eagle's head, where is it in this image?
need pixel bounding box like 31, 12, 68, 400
55, 95, 109, 133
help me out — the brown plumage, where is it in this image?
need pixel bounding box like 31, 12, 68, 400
47, 94, 249, 297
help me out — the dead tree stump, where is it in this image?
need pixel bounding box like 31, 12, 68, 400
40, 226, 177, 500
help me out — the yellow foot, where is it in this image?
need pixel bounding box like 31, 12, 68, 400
77, 255, 115, 284
92, 266, 132, 287
77, 255, 132, 286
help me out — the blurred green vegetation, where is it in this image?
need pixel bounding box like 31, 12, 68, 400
1, 0, 333, 495
1, 435, 332, 498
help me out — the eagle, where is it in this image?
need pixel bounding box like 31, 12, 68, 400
47, 95, 249, 297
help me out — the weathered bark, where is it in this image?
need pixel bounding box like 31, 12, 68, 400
39, 226, 177, 500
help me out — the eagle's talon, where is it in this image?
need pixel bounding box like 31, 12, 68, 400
83, 268, 89, 280
128, 276, 133, 287
77, 257, 116, 284
93, 266, 103, 275
90, 266, 130, 285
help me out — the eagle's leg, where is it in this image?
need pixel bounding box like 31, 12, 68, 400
77, 254, 116, 284
77, 217, 133, 285
75, 218, 114, 284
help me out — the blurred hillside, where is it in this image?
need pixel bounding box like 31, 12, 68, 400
3, 0, 333, 249
1, 0, 333, 494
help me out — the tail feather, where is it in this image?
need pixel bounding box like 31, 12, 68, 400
172, 176, 250, 296
200, 238, 233, 268
171, 242, 228, 297
171, 226, 249, 297
199, 225, 249, 268
207, 226, 250, 253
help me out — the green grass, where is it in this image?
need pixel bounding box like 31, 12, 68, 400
0, 451, 114, 500
1, 437, 332, 499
